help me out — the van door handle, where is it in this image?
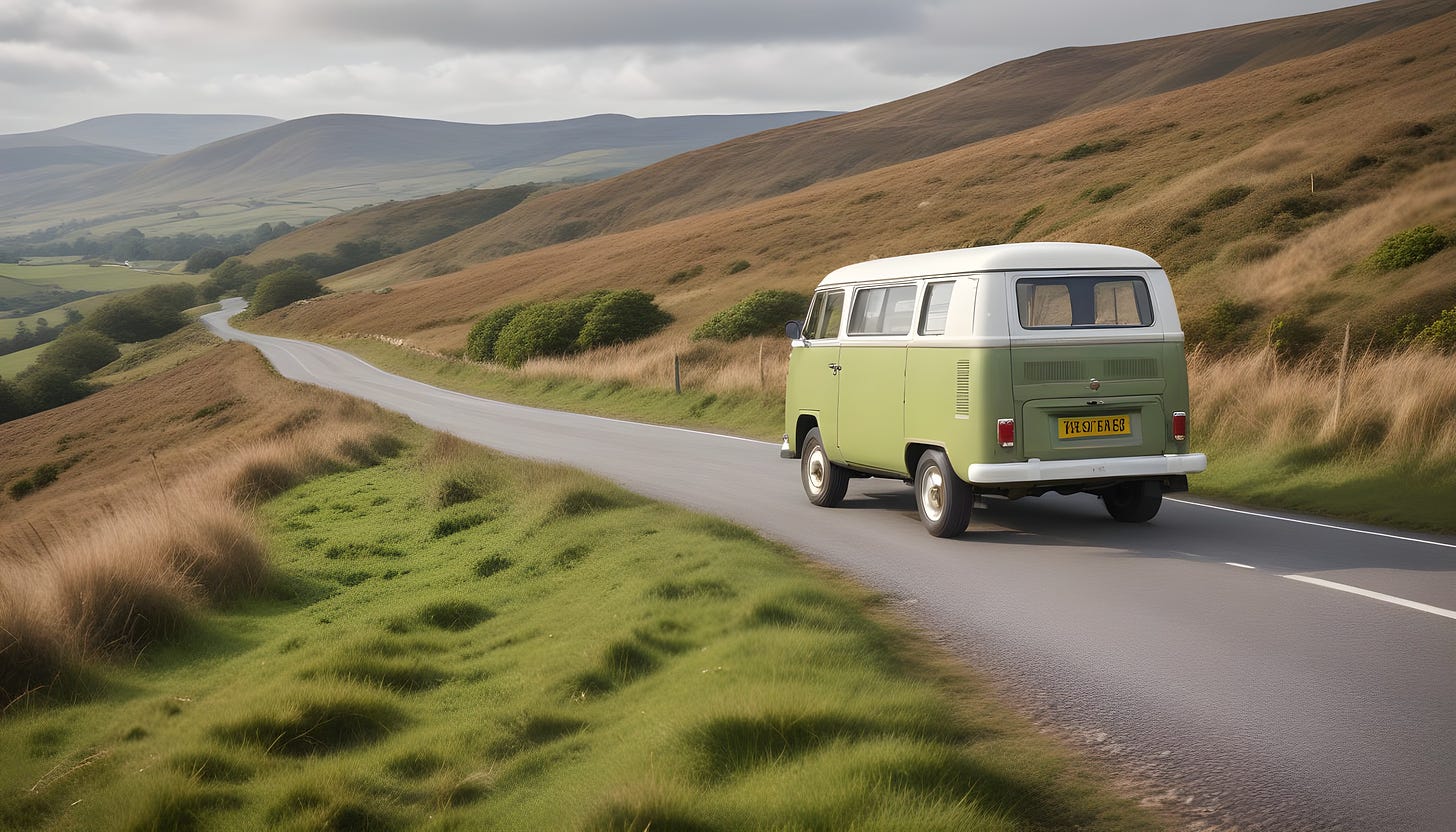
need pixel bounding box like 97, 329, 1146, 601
828, 363, 842, 375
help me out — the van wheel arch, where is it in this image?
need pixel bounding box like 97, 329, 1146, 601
794, 414, 819, 458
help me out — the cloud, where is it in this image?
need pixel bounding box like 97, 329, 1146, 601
289, 0, 928, 49
0, 1, 137, 52
0, 43, 117, 90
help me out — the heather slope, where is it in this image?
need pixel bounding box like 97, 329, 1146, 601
267, 8, 1456, 364
336, 0, 1452, 285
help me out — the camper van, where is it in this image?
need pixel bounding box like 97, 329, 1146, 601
781, 242, 1206, 537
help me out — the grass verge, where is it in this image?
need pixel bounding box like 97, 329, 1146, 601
1, 431, 1164, 831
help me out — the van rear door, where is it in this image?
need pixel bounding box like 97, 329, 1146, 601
1007, 273, 1169, 464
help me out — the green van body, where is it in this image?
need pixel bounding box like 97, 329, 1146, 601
782, 243, 1205, 530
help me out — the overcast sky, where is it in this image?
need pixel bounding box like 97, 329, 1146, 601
0, 0, 1366, 134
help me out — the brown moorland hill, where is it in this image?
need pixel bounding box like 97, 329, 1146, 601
263, 7, 1456, 367
241, 184, 542, 265
326, 0, 1454, 288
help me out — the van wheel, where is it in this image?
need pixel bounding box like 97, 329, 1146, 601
1102, 480, 1162, 523
801, 428, 849, 507
915, 449, 972, 538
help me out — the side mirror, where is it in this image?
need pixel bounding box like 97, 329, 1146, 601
785, 320, 803, 340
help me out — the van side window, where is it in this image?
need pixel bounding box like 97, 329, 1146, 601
919, 281, 955, 335
804, 290, 845, 339
848, 284, 917, 336
1016, 276, 1153, 329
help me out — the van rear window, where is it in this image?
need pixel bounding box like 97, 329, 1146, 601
1016, 276, 1152, 329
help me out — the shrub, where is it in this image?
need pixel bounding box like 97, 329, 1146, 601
1087, 183, 1130, 203
726, 260, 751, 275
1052, 138, 1128, 161
36, 329, 119, 376
576, 290, 671, 350
1364, 225, 1448, 271
0, 376, 27, 423
251, 267, 323, 314
693, 290, 810, 342
1268, 313, 1323, 360
1197, 185, 1253, 213
85, 296, 186, 343
17, 365, 90, 411
1414, 307, 1456, 353
1185, 298, 1258, 351
491, 292, 606, 368
667, 264, 704, 284
464, 303, 526, 362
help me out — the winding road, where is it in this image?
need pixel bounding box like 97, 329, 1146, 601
205, 298, 1456, 832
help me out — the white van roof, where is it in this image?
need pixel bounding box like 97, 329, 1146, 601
817, 242, 1161, 287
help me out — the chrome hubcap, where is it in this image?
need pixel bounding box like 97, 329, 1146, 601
921, 466, 944, 522
807, 448, 826, 493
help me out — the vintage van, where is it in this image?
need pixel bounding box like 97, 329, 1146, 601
781, 242, 1206, 537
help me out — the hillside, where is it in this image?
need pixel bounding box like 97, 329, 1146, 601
333, 0, 1454, 286
242, 185, 543, 265
263, 6, 1456, 366
0, 111, 834, 240
32, 113, 283, 155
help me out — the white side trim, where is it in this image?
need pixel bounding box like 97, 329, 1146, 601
966, 453, 1207, 485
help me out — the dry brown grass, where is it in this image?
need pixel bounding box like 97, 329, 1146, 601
0, 343, 405, 707
518, 334, 791, 396
261, 8, 1456, 376
1190, 345, 1456, 465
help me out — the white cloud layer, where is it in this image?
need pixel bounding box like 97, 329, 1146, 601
0, 0, 1363, 134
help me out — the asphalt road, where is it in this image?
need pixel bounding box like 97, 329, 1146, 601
205, 299, 1456, 831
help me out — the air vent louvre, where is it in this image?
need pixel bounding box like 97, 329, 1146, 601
955, 360, 971, 415
1024, 360, 1086, 382
1102, 358, 1159, 379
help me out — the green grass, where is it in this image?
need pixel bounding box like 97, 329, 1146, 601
0, 342, 47, 378
1188, 441, 1456, 533
333, 338, 784, 440
0, 434, 1160, 831
0, 264, 205, 293
0, 294, 117, 338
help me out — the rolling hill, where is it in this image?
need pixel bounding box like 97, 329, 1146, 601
327, 0, 1454, 287
0, 111, 835, 240
27, 113, 283, 156
260, 2, 1456, 367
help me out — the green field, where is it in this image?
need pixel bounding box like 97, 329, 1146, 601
0, 434, 1159, 831
0, 263, 204, 293
0, 342, 46, 378
0, 294, 115, 338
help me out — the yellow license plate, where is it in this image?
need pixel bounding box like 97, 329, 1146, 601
1058, 414, 1131, 439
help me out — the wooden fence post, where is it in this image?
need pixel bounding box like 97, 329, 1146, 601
1331, 322, 1350, 431
673, 353, 681, 395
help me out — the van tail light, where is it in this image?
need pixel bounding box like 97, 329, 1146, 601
997, 418, 1016, 448
1172, 412, 1187, 442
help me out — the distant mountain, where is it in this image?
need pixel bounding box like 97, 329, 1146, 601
18, 114, 282, 156
0, 111, 835, 238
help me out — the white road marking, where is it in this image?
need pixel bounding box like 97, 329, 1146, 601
1284, 575, 1456, 621
1167, 499, 1456, 549
1225, 562, 1256, 569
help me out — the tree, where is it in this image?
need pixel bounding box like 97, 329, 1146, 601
250, 267, 323, 314
17, 365, 89, 412
0, 376, 26, 423
37, 329, 119, 376
85, 296, 185, 342
185, 248, 229, 273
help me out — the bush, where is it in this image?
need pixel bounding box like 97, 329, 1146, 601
668, 265, 704, 284
140, 283, 200, 312
693, 290, 810, 342
85, 296, 186, 343
576, 290, 671, 350
251, 267, 323, 314
1268, 313, 1323, 360
1364, 225, 1448, 271
493, 296, 598, 368
1186, 298, 1259, 352
726, 260, 751, 275
0, 376, 27, 423
36, 329, 119, 376
1414, 307, 1456, 353
18, 365, 90, 411
184, 248, 229, 273
1197, 185, 1253, 213
1087, 183, 1130, 203
464, 303, 526, 362
1053, 138, 1128, 161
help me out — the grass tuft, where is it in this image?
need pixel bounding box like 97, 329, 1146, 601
213, 688, 406, 756
417, 600, 492, 631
